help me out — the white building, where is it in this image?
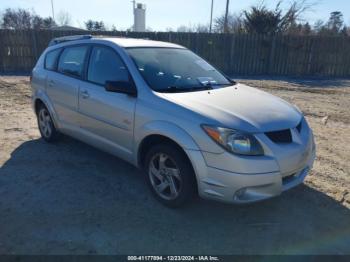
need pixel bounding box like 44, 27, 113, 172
134, 3, 146, 32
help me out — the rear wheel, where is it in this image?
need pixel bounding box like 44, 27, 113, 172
37, 104, 59, 142
144, 144, 196, 207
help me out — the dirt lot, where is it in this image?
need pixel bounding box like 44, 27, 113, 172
0, 76, 350, 255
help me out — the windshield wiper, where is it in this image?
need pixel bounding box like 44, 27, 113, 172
208, 83, 232, 87
156, 86, 185, 93
199, 80, 233, 88
156, 85, 213, 93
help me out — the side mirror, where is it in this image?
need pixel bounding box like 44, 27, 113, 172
105, 81, 137, 97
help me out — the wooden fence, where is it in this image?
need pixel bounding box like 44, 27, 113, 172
1, 29, 350, 77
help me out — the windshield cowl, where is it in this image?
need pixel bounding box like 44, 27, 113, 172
155, 83, 235, 93
156, 85, 212, 93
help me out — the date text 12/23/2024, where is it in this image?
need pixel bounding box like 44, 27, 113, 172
127, 256, 219, 261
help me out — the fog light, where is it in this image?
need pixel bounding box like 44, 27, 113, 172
234, 188, 246, 200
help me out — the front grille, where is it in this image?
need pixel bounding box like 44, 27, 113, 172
265, 129, 292, 143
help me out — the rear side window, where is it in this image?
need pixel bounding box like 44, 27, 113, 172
58, 46, 88, 78
45, 48, 61, 71
87, 46, 129, 86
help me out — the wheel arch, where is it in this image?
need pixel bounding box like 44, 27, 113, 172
34, 98, 45, 114
138, 134, 189, 168
135, 121, 200, 168
33, 94, 59, 129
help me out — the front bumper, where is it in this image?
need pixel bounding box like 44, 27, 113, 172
201, 165, 312, 204
185, 138, 316, 204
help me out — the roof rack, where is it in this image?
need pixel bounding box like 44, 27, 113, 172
48, 35, 92, 46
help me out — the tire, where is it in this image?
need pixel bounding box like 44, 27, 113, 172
36, 104, 60, 142
144, 143, 196, 207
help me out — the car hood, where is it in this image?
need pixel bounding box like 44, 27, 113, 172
158, 83, 301, 133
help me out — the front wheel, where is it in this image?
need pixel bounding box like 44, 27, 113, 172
145, 144, 196, 207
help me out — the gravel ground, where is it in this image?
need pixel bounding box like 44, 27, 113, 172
0, 76, 349, 255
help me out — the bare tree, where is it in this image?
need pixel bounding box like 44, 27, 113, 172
340, 26, 348, 36
32, 15, 56, 29
313, 19, 324, 33
327, 11, 344, 33
0, 10, 3, 26
177, 23, 209, 33
313, 11, 347, 35
111, 25, 117, 31
278, 0, 316, 32
1, 8, 32, 29
243, 0, 316, 34
286, 22, 312, 35
177, 25, 194, 32
56, 10, 72, 26
1, 8, 56, 29
84, 20, 106, 31
196, 24, 210, 33
85, 20, 94, 31
93, 21, 106, 31
214, 13, 244, 33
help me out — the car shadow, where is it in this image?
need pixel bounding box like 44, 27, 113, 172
0, 137, 349, 255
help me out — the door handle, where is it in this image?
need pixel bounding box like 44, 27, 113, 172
81, 90, 90, 99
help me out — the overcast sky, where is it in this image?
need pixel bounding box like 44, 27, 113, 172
1, 0, 349, 31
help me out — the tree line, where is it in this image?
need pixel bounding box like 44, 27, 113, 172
0, 0, 349, 36
176, 1, 349, 36
0, 8, 110, 31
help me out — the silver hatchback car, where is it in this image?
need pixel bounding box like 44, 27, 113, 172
31, 35, 316, 207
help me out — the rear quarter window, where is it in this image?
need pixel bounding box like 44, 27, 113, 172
45, 48, 61, 71
57, 46, 89, 78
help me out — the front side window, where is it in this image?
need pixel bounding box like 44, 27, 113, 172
45, 48, 61, 71
126, 48, 231, 92
87, 46, 129, 86
58, 46, 88, 78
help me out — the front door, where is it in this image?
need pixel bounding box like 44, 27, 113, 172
78, 45, 136, 157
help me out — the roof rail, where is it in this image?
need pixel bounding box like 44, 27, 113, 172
48, 35, 92, 46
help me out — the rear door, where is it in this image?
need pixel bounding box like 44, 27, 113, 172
78, 45, 136, 157
46, 45, 89, 127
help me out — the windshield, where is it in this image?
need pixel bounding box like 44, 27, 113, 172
126, 47, 232, 92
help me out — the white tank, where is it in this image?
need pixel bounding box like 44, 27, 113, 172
134, 3, 146, 32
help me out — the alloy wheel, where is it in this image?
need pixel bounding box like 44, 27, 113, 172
148, 153, 182, 200
38, 108, 52, 138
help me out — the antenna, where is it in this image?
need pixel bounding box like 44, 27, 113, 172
224, 0, 230, 33
51, 0, 55, 21
209, 0, 214, 33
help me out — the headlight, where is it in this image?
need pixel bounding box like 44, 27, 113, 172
201, 125, 264, 156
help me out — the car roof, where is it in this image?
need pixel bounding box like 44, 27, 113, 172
48, 35, 185, 49
102, 37, 185, 49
